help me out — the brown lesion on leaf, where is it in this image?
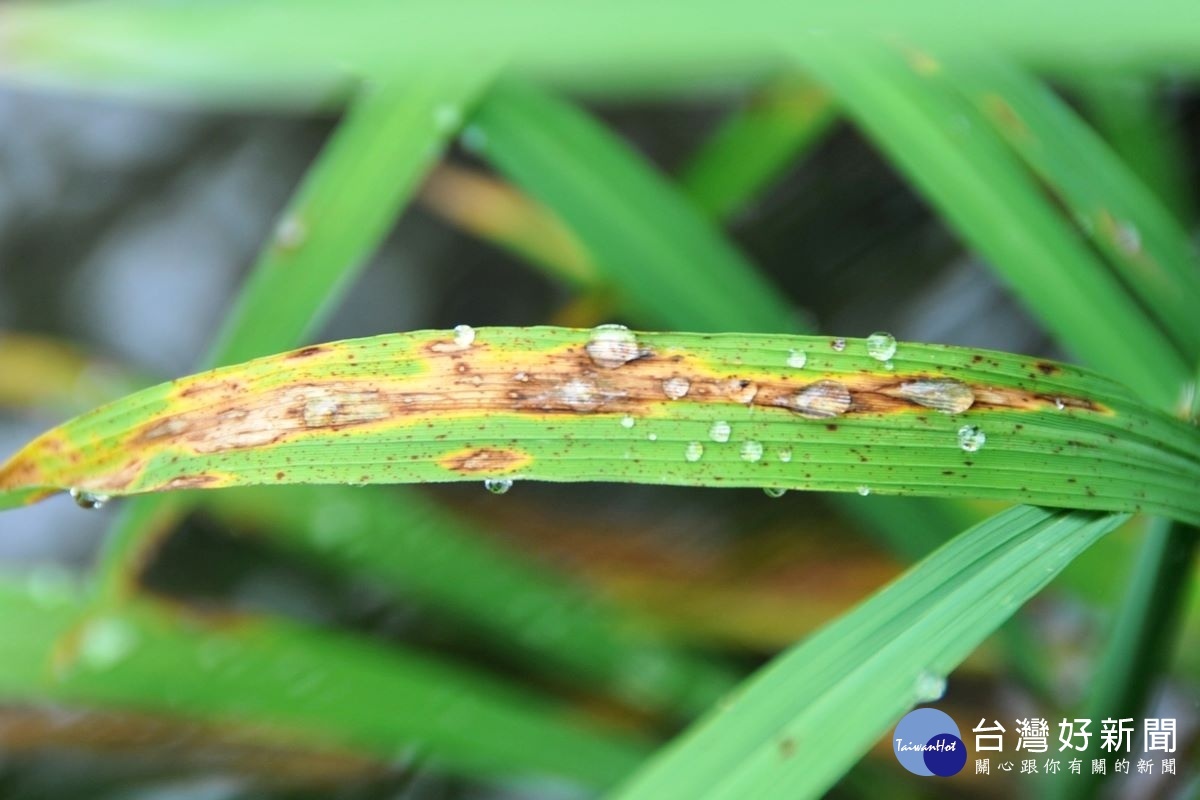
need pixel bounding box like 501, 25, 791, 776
439, 446, 532, 474
287, 345, 328, 359
161, 474, 222, 490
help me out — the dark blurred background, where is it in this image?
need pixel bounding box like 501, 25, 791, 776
0, 78, 1197, 799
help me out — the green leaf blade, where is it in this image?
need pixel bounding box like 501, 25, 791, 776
610, 506, 1128, 799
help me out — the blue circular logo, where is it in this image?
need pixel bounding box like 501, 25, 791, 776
893, 708, 965, 777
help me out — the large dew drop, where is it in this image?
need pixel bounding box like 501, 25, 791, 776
890, 378, 975, 414
709, 420, 732, 443
787, 349, 807, 369
740, 440, 764, 462
453, 324, 476, 348
586, 324, 643, 369
763, 487, 787, 498
684, 441, 704, 462
662, 376, 691, 399
69, 488, 109, 510
866, 332, 897, 362
484, 478, 513, 495
789, 380, 852, 419
957, 425, 986, 452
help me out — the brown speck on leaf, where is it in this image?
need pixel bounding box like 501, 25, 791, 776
779, 738, 797, 758
288, 346, 326, 359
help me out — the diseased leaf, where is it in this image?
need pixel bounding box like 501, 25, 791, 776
2, 328, 1196, 523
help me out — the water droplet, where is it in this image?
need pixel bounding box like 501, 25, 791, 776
957, 425, 986, 452
586, 324, 644, 369
778, 448, 793, 463
891, 378, 975, 414
484, 478, 513, 494
726, 378, 758, 405
857, 485, 871, 496
460, 124, 488, 153
513, 371, 530, 383
1115, 220, 1142, 255
788, 380, 852, 419
620, 415, 635, 429
662, 376, 691, 399
709, 420, 732, 443
787, 349, 808, 369
866, 332, 897, 362
452, 324, 475, 348
740, 440, 764, 462
831, 338, 846, 352
915, 671, 947, 702
763, 487, 787, 498
79, 616, 138, 671
69, 488, 109, 510
274, 215, 306, 249
433, 103, 462, 133
684, 441, 704, 462
1054, 397, 1066, 411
